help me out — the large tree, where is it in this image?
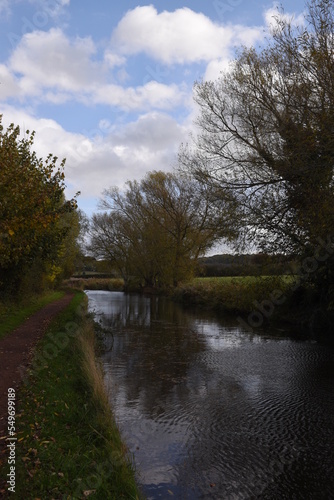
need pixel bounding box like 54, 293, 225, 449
0, 117, 78, 295
89, 170, 237, 288
182, 0, 334, 259
180, 0, 334, 309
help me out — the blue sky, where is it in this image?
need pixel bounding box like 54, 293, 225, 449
0, 0, 307, 217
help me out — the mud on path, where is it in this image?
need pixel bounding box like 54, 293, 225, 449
0, 293, 74, 479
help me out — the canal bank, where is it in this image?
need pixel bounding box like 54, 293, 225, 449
1, 291, 142, 499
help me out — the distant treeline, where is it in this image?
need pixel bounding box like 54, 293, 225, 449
197, 254, 295, 277
76, 254, 295, 279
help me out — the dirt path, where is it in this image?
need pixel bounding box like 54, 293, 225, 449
0, 293, 74, 477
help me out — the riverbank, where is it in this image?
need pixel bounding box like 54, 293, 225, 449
173, 276, 292, 315
0, 291, 142, 499
173, 276, 334, 338
65, 274, 333, 336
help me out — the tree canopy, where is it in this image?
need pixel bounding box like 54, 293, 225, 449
0, 116, 79, 296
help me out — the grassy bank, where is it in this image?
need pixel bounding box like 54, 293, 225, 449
8, 292, 141, 499
0, 291, 64, 340
173, 276, 294, 316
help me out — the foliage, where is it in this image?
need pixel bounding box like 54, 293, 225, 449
0, 116, 79, 297
89, 170, 238, 288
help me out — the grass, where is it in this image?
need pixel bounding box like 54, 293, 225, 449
194, 275, 295, 284
2, 291, 142, 499
174, 275, 295, 315
0, 291, 64, 340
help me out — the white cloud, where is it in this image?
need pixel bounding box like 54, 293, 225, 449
104, 51, 126, 69
0, 107, 189, 211
66, 112, 189, 203
204, 58, 232, 82
110, 111, 187, 151
10, 28, 101, 93
112, 6, 262, 65
0, 64, 20, 98
28, 0, 70, 20
4, 28, 187, 111
93, 81, 188, 111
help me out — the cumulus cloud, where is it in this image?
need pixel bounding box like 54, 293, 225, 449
4, 28, 187, 111
104, 51, 126, 69
74, 112, 188, 197
0, 64, 20, 98
204, 58, 232, 82
93, 81, 188, 111
113, 112, 187, 149
112, 5, 262, 64
10, 28, 101, 93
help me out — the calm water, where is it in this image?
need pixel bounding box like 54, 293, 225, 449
86, 291, 334, 500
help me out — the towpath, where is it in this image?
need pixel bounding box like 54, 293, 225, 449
0, 293, 74, 493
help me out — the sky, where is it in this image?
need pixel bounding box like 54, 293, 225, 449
0, 0, 307, 218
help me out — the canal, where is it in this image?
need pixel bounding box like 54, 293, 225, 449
86, 290, 334, 499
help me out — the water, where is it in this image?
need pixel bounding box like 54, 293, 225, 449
86, 290, 334, 499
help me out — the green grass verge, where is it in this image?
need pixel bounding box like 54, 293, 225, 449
0, 291, 64, 340
194, 275, 295, 285
174, 275, 294, 315
4, 292, 142, 499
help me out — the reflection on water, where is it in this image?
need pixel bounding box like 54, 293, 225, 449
86, 291, 334, 499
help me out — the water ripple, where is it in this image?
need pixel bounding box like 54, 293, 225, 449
86, 291, 334, 499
